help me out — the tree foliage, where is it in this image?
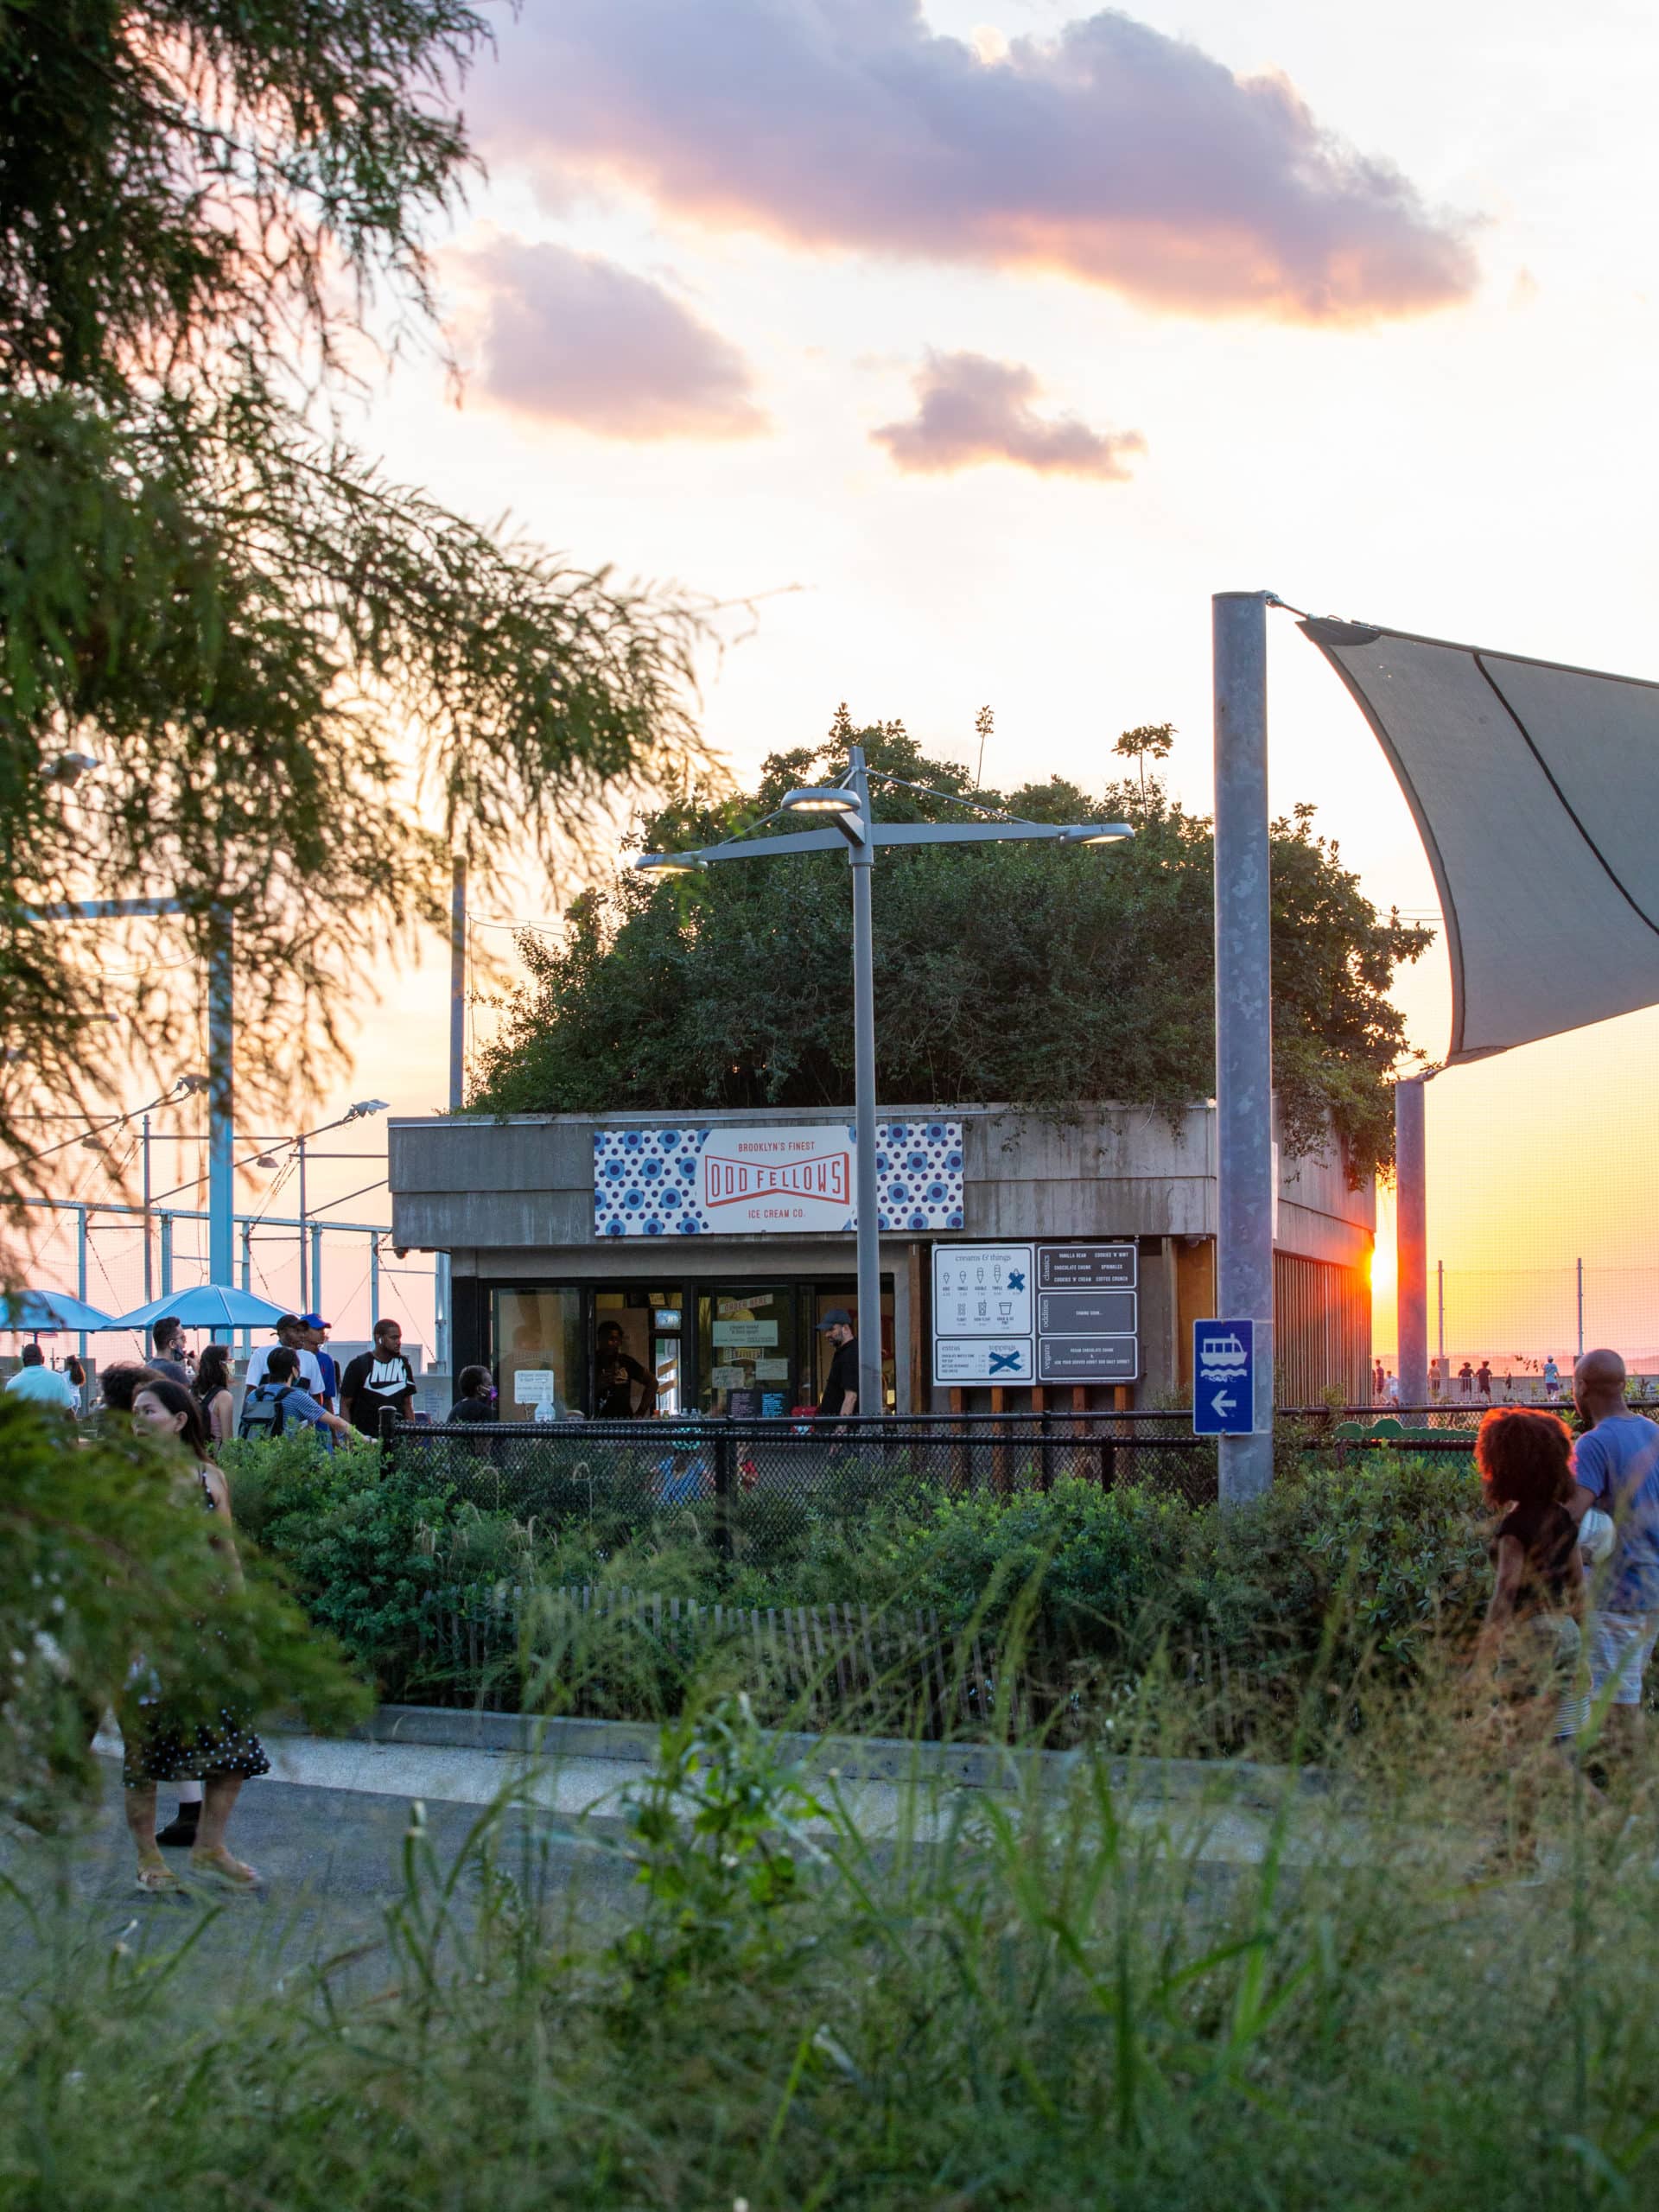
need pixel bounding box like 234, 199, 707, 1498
472, 716, 1432, 1182
0, 0, 711, 1217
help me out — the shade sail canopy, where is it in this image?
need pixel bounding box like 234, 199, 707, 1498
1301, 616, 1659, 1065
110, 1285, 290, 1332
0, 1287, 116, 1332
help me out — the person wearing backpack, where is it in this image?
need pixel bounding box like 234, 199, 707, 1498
238, 1346, 353, 1449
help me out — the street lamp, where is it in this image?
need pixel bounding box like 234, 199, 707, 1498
639, 747, 1134, 1416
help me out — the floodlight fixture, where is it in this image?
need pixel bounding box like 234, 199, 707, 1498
635, 851, 706, 875
1061, 823, 1135, 845
346, 1097, 390, 1121
779, 785, 859, 817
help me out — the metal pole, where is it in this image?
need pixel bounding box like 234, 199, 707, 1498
1437, 1258, 1445, 1362
239, 1218, 252, 1356
160, 1212, 174, 1297
310, 1224, 323, 1322
1395, 1077, 1428, 1407
1211, 591, 1274, 1500
435, 853, 466, 1374
142, 1115, 154, 1302
76, 1205, 88, 1363
370, 1234, 381, 1334
297, 1135, 308, 1310
207, 917, 234, 1283
848, 746, 883, 1416
1577, 1256, 1585, 1357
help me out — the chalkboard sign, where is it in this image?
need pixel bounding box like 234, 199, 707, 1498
1037, 1243, 1137, 1289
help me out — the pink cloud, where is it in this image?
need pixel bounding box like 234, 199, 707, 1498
467, 1, 1476, 324
873, 351, 1145, 478
457, 238, 766, 440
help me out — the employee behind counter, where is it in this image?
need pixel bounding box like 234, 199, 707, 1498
594, 1319, 658, 1419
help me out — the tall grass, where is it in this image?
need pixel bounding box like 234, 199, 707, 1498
5, 1646, 1659, 2209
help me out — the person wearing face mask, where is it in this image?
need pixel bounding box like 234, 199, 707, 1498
447, 1365, 499, 1422
122, 1377, 268, 1893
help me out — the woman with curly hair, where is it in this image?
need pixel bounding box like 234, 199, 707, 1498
1474, 1406, 1591, 1755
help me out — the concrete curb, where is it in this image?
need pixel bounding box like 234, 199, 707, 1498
332, 1703, 1333, 1811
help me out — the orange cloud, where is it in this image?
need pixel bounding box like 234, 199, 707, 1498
455, 238, 767, 442
873, 352, 1145, 479
469, 1, 1478, 325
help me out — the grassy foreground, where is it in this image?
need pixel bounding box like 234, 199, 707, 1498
5, 1677, 1659, 2209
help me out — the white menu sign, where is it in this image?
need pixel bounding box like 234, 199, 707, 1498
932, 1243, 1034, 1385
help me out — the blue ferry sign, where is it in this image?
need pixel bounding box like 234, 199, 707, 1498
1193, 1319, 1257, 1435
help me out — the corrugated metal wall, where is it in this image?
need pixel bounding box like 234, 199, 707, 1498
1274, 1250, 1371, 1405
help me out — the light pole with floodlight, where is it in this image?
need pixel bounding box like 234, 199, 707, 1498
638, 745, 1133, 1417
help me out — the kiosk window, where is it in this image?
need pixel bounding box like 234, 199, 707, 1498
493, 1288, 582, 1421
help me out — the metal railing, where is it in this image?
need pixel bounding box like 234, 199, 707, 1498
381, 1411, 1222, 1535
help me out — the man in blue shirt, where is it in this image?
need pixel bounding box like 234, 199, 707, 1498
245, 1346, 354, 1452
1571, 1347, 1659, 1757
5, 1342, 78, 1413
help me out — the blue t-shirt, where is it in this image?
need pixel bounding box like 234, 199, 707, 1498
6, 1364, 77, 1410
1573, 1413, 1659, 1611
265, 1382, 334, 1453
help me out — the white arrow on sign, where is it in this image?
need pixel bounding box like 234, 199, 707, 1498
1211, 1390, 1236, 1417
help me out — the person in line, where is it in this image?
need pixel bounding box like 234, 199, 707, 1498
1543, 1355, 1561, 1402
1569, 1348, 1659, 1764
301, 1313, 338, 1410
123, 1377, 269, 1892
5, 1342, 79, 1414
245, 1314, 325, 1396
147, 1317, 192, 1387
1472, 1408, 1596, 1859
193, 1343, 238, 1450
89, 1361, 161, 1435
340, 1318, 416, 1435
1458, 1361, 1474, 1399
817, 1308, 859, 1419
1372, 1357, 1386, 1402
238, 1345, 354, 1447
1477, 1360, 1494, 1402
447, 1364, 499, 1422
594, 1319, 657, 1418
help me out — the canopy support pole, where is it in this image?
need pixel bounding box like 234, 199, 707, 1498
1395, 1077, 1429, 1407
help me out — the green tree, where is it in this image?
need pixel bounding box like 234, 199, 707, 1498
0, 0, 710, 1217
473, 720, 1432, 1183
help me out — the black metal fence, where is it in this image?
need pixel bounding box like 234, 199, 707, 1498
382, 1411, 1222, 1535
378, 1401, 1579, 1541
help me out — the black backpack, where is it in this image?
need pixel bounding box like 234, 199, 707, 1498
238, 1382, 299, 1441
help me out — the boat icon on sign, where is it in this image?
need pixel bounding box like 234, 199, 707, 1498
1199, 1332, 1249, 1372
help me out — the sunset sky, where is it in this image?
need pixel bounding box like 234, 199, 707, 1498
41, 0, 1659, 1363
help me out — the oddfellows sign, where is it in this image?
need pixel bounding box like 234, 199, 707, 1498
594, 1122, 964, 1237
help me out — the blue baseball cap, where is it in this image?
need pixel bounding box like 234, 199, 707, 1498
297, 1313, 328, 1329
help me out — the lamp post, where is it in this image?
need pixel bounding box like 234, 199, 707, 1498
639, 746, 1133, 1417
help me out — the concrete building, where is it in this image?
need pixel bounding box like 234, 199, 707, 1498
390, 1101, 1371, 1419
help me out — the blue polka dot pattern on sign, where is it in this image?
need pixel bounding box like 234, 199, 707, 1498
592, 1122, 964, 1237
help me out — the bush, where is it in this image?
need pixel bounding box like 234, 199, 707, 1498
0, 1402, 367, 1823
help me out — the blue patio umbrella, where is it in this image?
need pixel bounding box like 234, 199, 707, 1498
109, 1285, 292, 1334
0, 1287, 117, 1333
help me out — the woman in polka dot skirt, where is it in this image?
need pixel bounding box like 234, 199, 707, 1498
124, 1377, 270, 1893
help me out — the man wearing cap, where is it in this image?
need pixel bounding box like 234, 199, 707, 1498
245, 1314, 325, 1397
301, 1314, 339, 1411
817, 1308, 860, 1419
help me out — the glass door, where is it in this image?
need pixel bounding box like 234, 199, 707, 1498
697, 1285, 795, 1415
594, 1287, 683, 1418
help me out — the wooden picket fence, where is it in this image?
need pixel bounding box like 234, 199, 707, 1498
418, 1580, 1012, 1736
